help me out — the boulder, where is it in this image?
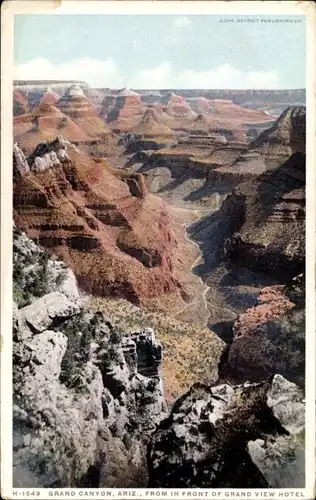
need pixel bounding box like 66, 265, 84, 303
20, 292, 80, 334
247, 375, 305, 487
24, 330, 68, 378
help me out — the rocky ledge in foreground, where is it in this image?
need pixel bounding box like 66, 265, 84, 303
148, 376, 305, 488
12, 227, 305, 489
13, 227, 166, 487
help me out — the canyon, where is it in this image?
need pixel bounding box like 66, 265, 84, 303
12, 81, 306, 488
12, 228, 305, 488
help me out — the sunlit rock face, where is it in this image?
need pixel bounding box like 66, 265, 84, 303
56, 85, 112, 139
13, 143, 30, 177
13, 137, 182, 308
11, 81, 307, 491
13, 227, 166, 487
39, 86, 60, 107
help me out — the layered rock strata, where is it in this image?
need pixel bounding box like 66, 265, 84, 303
132, 108, 175, 138
57, 84, 113, 139
13, 104, 94, 155
12, 229, 306, 489
13, 138, 183, 308
188, 107, 305, 280
107, 88, 145, 131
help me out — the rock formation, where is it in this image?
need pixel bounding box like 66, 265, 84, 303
187, 106, 305, 279
57, 84, 112, 139
186, 107, 306, 383
233, 105, 306, 171
167, 92, 197, 121
148, 375, 305, 488
11, 84, 307, 489
132, 106, 279, 205
135, 139, 247, 203
13, 104, 94, 155
218, 275, 305, 388
208, 98, 274, 122
175, 97, 274, 142
107, 88, 145, 131
223, 110, 305, 281
195, 96, 216, 114
13, 228, 305, 489
150, 103, 176, 127
190, 113, 211, 134
85, 88, 108, 116
39, 87, 60, 107
13, 142, 30, 178
13, 227, 166, 487
13, 137, 183, 308
13, 89, 29, 116
132, 108, 175, 137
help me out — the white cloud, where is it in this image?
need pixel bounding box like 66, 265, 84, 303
132, 63, 279, 90
15, 57, 119, 88
135, 62, 173, 89
173, 17, 192, 29
15, 58, 280, 89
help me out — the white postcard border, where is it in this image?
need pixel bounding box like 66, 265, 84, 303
1, 1, 315, 499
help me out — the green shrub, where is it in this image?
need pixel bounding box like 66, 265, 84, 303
59, 313, 121, 391
13, 228, 68, 308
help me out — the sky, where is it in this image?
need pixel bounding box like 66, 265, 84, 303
14, 14, 306, 89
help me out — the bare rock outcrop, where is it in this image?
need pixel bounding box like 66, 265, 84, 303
39, 87, 60, 107
13, 104, 96, 156
232, 105, 305, 172
13, 225, 78, 309
20, 292, 80, 334
12, 228, 306, 489
13, 228, 166, 487
13, 137, 74, 178
13, 143, 30, 178
224, 149, 305, 280
28, 136, 74, 172
148, 375, 305, 488
167, 93, 197, 121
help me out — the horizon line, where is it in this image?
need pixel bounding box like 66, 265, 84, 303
13, 80, 307, 92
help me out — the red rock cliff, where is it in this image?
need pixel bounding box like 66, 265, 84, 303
13, 138, 181, 306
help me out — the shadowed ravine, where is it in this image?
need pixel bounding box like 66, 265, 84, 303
171, 201, 240, 335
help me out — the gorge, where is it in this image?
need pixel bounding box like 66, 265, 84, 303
12, 82, 306, 488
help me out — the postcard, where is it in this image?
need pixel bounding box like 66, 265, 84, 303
1, 1, 315, 499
